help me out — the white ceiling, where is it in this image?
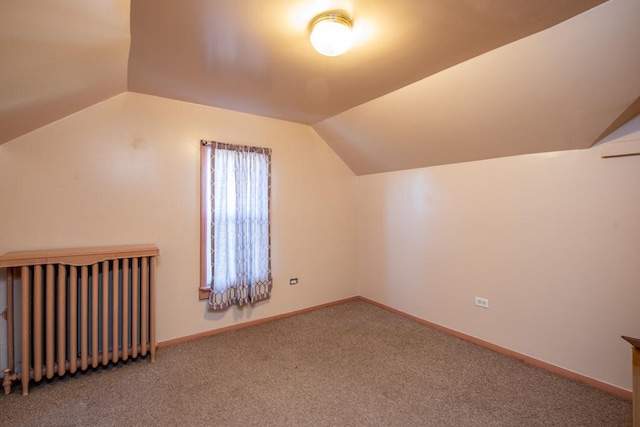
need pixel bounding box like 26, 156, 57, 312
1, 0, 638, 175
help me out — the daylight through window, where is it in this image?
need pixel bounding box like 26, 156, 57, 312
200, 141, 272, 310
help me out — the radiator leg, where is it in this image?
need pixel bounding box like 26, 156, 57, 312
2, 368, 12, 395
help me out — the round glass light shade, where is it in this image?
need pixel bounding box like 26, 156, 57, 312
310, 15, 352, 57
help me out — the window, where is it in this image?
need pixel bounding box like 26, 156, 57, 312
200, 141, 272, 310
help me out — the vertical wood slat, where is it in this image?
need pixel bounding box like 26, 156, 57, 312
633, 348, 639, 427
45, 265, 55, 379
122, 258, 129, 361
112, 259, 119, 363
21, 266, 30, 396
69, 266, 78, 374
141, 257, 148, 356
102, 260, 109, 366
150, 256, 156, 362
57, 265, 66, 376
80, 266, 88, 371
7, 267, 14, 373
623, 337, 640, 427
33, 265, 43, 382
131, 257, 139, 358
91, 263, 99, 368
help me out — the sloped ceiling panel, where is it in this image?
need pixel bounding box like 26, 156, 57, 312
0, 0, 130, 145
593, 95, 640, 145
598, 114, 640, 147
127, 0, 605, 125
314, 0, 640, 175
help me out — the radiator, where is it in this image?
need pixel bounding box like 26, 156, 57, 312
0, 245, 159, 396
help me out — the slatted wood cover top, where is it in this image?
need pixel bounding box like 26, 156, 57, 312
0, 244, 159, 268
622, 336, 640, 350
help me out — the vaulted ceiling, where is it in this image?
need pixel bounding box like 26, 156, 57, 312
1, 0, 639, 175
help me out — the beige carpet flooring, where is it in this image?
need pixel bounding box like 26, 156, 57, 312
0, 300, 632, 426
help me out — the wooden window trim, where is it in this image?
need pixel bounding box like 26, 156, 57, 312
199, 143, 209, 300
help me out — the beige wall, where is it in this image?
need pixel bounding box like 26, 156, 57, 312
1, 89, 638, 392
356, 144, 640, 391
0, 92, 357, 343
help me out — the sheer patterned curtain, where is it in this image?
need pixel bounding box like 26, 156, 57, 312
203, 141, 272, 310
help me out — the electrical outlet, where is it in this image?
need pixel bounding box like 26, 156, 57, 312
289, 278, 298, 285
474, 297, 489, 309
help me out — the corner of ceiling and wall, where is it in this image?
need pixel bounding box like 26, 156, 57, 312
1, 0, 639, 175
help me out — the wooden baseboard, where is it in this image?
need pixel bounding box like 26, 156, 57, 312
157, 296, 359, 348
358, 296, 632, 400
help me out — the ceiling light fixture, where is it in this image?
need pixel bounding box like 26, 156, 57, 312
309, 13, 353, 57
